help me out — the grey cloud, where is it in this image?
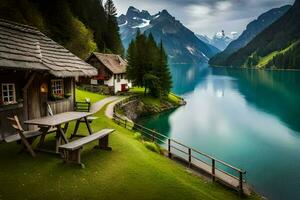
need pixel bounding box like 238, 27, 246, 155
114, 0, 294, 37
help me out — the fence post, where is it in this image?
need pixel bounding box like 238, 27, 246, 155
239, 171, 243, 196
152, 131, 155, 142
168, 139, 172, 158
188, 148, 191, 168
212, 159, 215, 181
125, 119, 127, 128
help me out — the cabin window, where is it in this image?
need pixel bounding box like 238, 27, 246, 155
51, 79, 64, 97
1, 83, 16, 105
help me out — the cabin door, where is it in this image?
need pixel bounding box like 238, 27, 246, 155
121, 84, 127, 92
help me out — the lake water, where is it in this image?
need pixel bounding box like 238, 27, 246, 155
138, 63, 300, 200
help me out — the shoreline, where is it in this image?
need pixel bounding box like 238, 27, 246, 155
111, 96, 262, 198
209, 65, 300, 72
115, 91, 186, 122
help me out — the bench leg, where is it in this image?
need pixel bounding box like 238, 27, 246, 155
70, 120, 80, 139
20, 136, 36, 157
56, 134, 62, 154
63, 123, 69, 133
38, 127, 50, 148
62, 148, 83, 166
96, 135, 112, 151
18, 137, 36, 155
84, 117, 93, 135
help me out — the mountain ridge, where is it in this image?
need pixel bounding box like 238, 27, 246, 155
118, 6, 220, 64
209, 3, 299, 68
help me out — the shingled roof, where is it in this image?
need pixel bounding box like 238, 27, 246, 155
91, 52, 127, 74
0, 19, 97, 77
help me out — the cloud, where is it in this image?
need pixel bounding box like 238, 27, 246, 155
187, 5, 211, 17
216, 1, 232, 11
113, 0, 295, 37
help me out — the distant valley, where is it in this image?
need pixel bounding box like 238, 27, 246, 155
210, 5, 292, 68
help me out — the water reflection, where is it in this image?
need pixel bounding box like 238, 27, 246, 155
216, 68, 300, 133
139, 64, 300, 200
170, 63, 210, 95
171, 65, 300, 133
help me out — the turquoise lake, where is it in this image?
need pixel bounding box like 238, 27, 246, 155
138, 64, 300, 200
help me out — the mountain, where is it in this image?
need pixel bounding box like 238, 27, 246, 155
197, 31, 237, 51
210, 31, 234, 51
227, 0, 300, 69
0, 0, 123, 59
209, 5, 291, 66
118, 7, 220, 64
196, 34, 212, 45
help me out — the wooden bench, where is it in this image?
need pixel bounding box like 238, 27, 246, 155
59, 129, 115, 166
71, 101, 98, 138
6, 116, 44, 157
75, 101, 98, 122
4, 130, 42, 143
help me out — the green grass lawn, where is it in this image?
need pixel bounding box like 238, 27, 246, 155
75, 88, 106, 103
0, 90, 260, 200
129, 87, 182, 107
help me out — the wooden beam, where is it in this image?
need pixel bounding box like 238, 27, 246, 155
23, 73, 36, 121
23, 73, 36, 91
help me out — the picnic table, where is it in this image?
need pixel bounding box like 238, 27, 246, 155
24, 111, 93, 154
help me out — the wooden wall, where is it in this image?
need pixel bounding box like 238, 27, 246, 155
0, 70, 26, 139
0, 70, 76, 139
47, 99, 73, 115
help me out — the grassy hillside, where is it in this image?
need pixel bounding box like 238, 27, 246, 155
220, 0, 300, 69
209, 5, 291, 67
0, 0, 123, 59
0, 89, 260, 200
256, 40, 300, 68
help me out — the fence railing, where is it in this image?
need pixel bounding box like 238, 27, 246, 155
113, 113, 247, 195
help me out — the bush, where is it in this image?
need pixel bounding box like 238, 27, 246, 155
133, 132, 142, 140
49, 94, 64, 101
143, 141, 161, 154
77, 85, 111, 95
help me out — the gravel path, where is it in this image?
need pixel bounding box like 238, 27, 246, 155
104, 97, 127, 119
90, 96, 121, 114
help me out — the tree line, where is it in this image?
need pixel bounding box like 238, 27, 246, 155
0, 0, 123, 59
270, 41, 300, 69
126, 31, 172, 98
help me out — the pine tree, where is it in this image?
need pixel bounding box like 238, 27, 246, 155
126, 40, 138, 84
157, 42, 172, 96
126, 32, 172, 97
104, 0, 124, 56
135, 32, 148, 90
126, 29, 145, 88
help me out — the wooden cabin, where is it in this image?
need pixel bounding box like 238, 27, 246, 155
81, 53, 132, 94
0, 19, 97, 141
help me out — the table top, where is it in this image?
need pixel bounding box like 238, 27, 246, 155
24, 112, 92, 127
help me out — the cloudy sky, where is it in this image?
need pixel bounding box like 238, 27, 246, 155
113, 0, 294, 37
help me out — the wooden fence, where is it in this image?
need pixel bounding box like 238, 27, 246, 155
113, 99, 247, 195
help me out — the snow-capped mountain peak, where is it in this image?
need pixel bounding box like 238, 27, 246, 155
211, 31, 234, 51
118, 7, 220, 64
